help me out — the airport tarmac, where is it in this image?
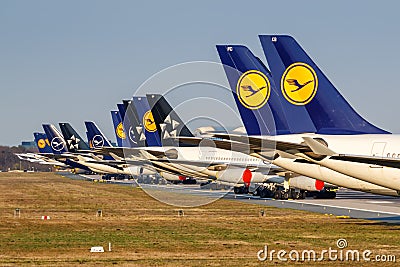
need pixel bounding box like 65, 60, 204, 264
62, 172, 400, 224
142, 184, 400, 224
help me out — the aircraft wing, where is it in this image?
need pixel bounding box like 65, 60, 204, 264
172, 136, 259, 153
145, 157, 278, 172
211, 134, 400, 170
212, 134, 311, 154
329, 154, 400, 168
302, 136, 400, 169
96, 147, 167, 159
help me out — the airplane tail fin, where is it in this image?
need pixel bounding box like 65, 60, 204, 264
59, 123, 90, 152
85, 121, 113, 148
216, 45, 316, 135
33, 132, 52, 153
42, 124, 68, 154
146, 94, 194, 142
131, 96, 162, 147
259, 35, 388, 134
111, 111, 125, 147
117, 102, 144, 147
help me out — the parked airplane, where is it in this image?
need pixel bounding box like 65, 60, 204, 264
214, 36, 400, 196
15, 132, 66, 166
97, 95, 289, 192
259, 35, 400, 194
123, 94, 329, 197
59, 121, 148, 176
41, 124, 93, 173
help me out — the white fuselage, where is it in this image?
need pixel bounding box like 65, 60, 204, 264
270, 133, 400, 193
272, 133, 400, 157
16, 153, 66, 166
141, 146, 265, 166
129, 146, 275, 185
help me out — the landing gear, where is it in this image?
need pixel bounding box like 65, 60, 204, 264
314, 190, 336, 199
200, 181, 211, 187
294, 190, 306, 200
259, 187, 273, 198
233, 183, 309, 200
273, 189, 283, 199
254, 185, 305, 200
271, 187, 306, 200
233, 186, 249, 194
282, 190, 290, 200
182, 178, 196, 185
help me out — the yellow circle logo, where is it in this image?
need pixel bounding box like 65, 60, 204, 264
236, 70, 270, 110
116, 122, 126, 139
281, 62, 318, 105
37, 139, 46, 149
143, 111, 157, 132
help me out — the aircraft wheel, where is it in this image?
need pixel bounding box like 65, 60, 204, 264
253, 187, 260, 196
297, 192, 305, 199
288, 189, 296, 199
273, 190, 281, 200
234, 187, 243, 194
328, 191, 336, 199
243, 186, 249, 194
259, 188, 269, 198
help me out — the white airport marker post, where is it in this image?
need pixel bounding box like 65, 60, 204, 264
177, 210, 184, 217
97, 209, 103, 217
14, 208, 20, 218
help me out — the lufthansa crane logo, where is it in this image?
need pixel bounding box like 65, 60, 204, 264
143, 110, 157, 132
236, 70, 270, 109
116, 122, 126, 139
281, 62, 318, 105
50, 137, 65, 152
92, 135, 104, 148
37, 139, 46, 149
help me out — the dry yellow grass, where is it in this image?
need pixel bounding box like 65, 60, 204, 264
0, 172, 399, 266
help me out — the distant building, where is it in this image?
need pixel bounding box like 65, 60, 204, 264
20, 141, 36, 150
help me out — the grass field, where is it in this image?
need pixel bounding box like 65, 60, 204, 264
0, 172, 399, 266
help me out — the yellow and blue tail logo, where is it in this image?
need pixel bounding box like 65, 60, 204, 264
116, 122, 126, 139
37, 138, 50, 149
111, 110, 127, 147
259, 34, 389, 134
143, 110, 157, 132
237, 70, 270, 109
281, 62, 318, 105
34, 132, 52, 153
132, 96, 162, 147
37, 138, 46, 149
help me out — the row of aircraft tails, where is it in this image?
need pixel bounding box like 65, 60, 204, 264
17, 35, 400, 200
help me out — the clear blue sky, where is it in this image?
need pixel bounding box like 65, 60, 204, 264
1, 0, 400, 145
